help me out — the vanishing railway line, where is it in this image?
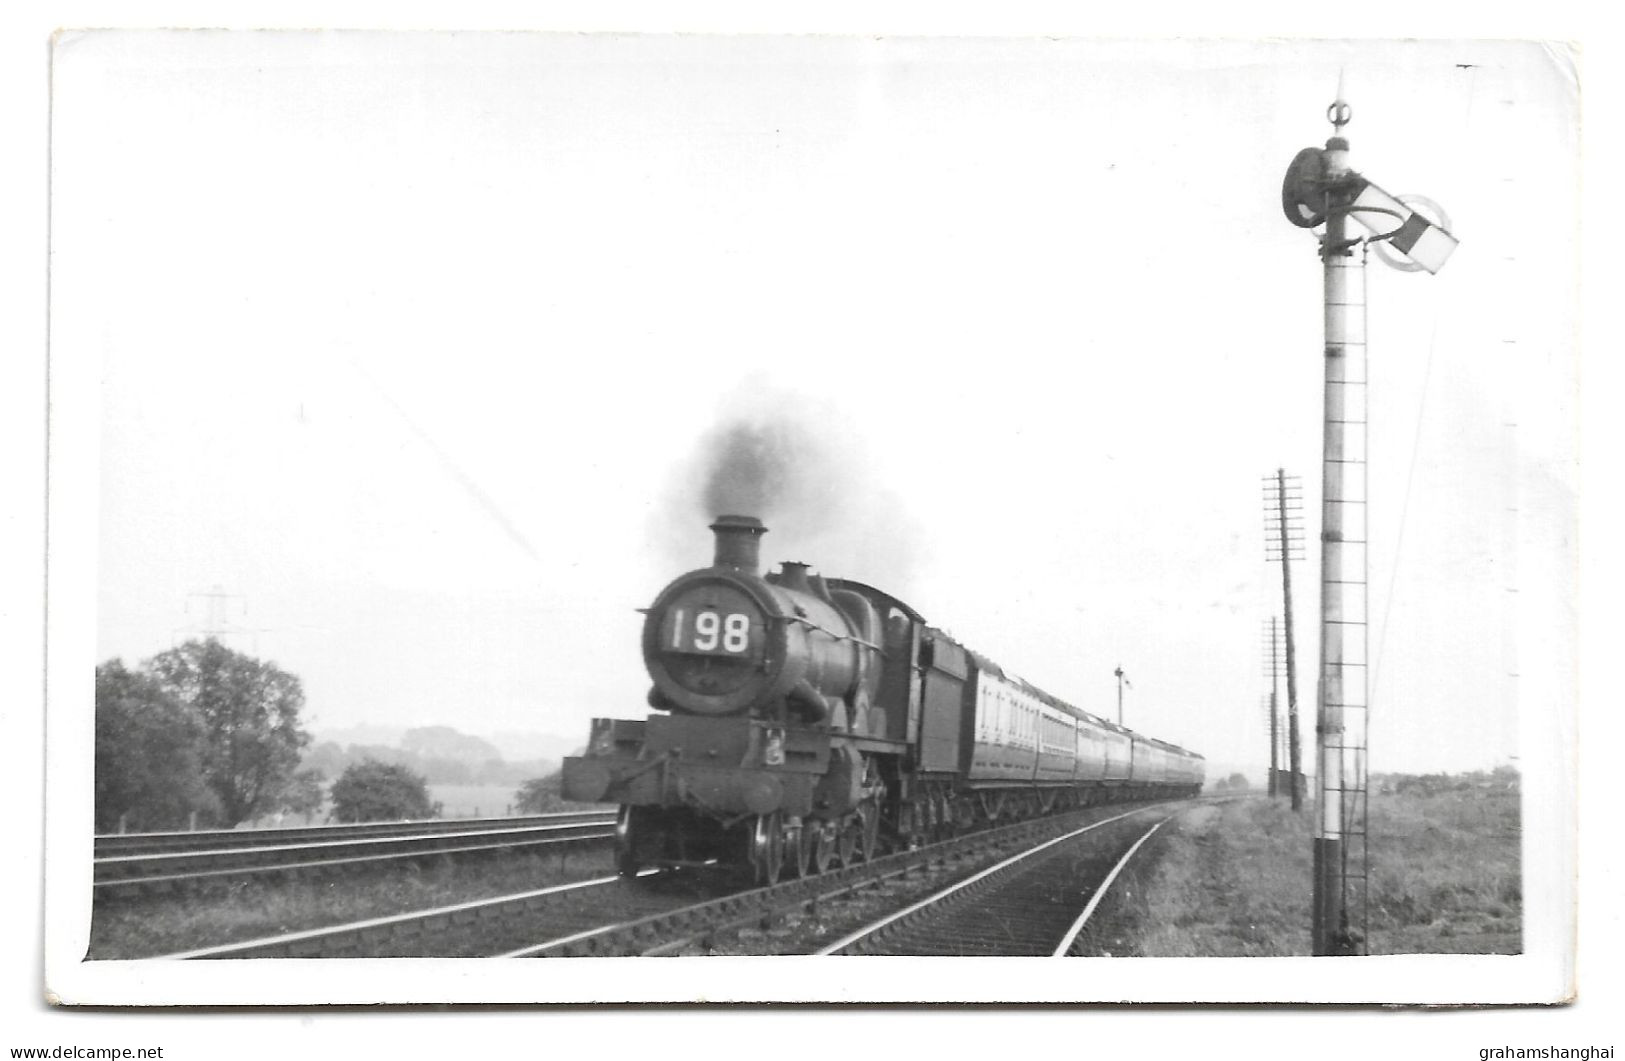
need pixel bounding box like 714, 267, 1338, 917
156, 797, 1202, 960
817, 806, 1176, 955
95, 811, 617, 894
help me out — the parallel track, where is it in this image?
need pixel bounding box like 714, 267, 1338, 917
95, 811, 610, 858
155, 797, 1200, 959
159, 867, 730, 959
96, 813, 616, 894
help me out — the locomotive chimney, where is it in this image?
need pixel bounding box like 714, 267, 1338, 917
710, 515, 767, 573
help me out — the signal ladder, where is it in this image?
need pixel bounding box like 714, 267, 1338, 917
1317, 243, 1373, 955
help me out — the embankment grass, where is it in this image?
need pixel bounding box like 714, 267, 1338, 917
1136, 786, 1519, 956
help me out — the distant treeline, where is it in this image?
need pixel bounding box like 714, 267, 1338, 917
301, 724, 557, 787
1374, 765, 1520, 796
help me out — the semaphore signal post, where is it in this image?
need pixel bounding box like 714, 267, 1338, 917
1280, 81, 1458, 956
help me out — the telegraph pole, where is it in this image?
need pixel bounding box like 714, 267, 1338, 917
1263, 470, 1304, 810
1280, 81, 1458, 956
1262, 616, 1283, 797
1113, 666, 1127, 726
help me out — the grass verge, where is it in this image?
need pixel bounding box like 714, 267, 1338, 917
1135, 786, 1520, 956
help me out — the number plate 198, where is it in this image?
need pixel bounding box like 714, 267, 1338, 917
665, 608, 753, 656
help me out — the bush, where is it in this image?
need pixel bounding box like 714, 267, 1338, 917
329, 760, 435, 823
513, 773, 566, 814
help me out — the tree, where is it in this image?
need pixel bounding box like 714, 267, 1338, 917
94, 659, 220, 832
301, 740, 348, 781
514, 772, 566, 814
146, 638, 311, 827
1226, 772, 1250, 791
329, 760, 434, 823
276, 768, 327, 822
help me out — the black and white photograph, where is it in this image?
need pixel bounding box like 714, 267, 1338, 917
30, 23, 1588, 1017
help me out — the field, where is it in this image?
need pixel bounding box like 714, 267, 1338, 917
428, 783, 529, 819
1133, 784, 1521, 956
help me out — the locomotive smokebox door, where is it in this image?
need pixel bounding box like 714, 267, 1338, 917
658, 584, 767, 670
645, 577, 775, 715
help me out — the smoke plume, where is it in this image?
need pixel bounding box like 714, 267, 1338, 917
651, 382, 927, 600
700, 419, 827, 526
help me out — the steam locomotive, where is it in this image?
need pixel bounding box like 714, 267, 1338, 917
562, 515, 1205, 884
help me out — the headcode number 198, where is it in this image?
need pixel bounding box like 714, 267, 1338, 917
670, 609, 750, 653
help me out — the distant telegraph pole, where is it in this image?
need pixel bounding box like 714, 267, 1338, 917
1280, 80, 1458, 956
1113, 666, 1129, 726
1262, 470, 1304, 811
1261, 616, 1284, 797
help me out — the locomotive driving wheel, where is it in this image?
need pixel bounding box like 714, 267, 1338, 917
750, 812, 784, 886
788, 818, 811, 878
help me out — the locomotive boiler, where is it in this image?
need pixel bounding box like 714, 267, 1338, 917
562, 515, 1204, 884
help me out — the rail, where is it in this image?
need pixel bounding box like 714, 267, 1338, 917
95, 814, 616, 893
814, 805, 1167, 954
510, 797, 1196, 958
95, 810, 611, 858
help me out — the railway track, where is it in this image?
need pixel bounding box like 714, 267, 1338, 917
94, 811, 611, 858
95, 811, 617, 894
154, 797, 1200, 959
817, 806, 1176, 955
156, 866, 730, 959
508, 797, 1196, 958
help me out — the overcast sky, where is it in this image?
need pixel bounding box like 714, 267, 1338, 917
55, 33, 1575, 775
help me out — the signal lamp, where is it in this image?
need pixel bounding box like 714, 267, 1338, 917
1282, 148, 1458, 274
